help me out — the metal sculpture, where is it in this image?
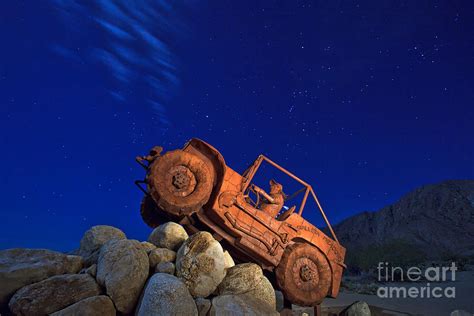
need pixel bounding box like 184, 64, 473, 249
135, 138, 346, 306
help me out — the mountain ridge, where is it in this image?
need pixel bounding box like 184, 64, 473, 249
333, 179, 474, 259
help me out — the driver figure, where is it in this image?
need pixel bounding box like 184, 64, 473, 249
257, 179, 286, 217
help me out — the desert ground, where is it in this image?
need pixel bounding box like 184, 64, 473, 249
321, 271, 474, 316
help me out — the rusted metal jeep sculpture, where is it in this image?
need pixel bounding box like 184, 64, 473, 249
136, 138, 345, 306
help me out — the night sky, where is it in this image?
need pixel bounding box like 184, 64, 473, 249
1, 1, 473, 251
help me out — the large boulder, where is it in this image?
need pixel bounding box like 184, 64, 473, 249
148, 222, 189, 251
136, 273, 198, 316
209, 295, 278, 316
340, 301, 371, 316
149, 248, 176, 267
216, 263, 276, 309
8, 274, 101, 315
0, 248, 83, 307
96, 239, 149, 314
176, 231, 226, 297
78, 225, 126, 266
50, 295, 115, 316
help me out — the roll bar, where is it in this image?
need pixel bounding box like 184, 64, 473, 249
242, 155, 339, 243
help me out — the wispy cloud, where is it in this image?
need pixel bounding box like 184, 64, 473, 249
50, 0, 195, 129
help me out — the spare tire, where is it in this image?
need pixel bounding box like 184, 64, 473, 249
147, 150, 214, 216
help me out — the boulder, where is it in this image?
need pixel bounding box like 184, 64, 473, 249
155, 261, 175, 275
85, 263, 97, 277
216, 263, 276, 309
78, 225, 126, 265
50, 295, 115, 316
148, 222, 189, 251
140, 241, 157, 254
209, 295, 278, 316
176, 231, 226, 297
149, 248, 176, 267
340, 301, 371, 316
195, 297, 211, 316
136, 273, 197, 316
96, 239, 149, 314
223, 250, 235, 270
8, 274, 101, 315
0, 248, 83, 307
79, 263, 97, 278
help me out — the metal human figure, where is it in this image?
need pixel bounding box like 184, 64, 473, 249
257, 179, 286, 217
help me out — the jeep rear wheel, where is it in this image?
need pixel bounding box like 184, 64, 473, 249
276, 242, 331, 306
148, 150, 214, 216
140, 195, 166, 228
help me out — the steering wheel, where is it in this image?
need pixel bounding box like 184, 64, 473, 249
245, 184, 261, 208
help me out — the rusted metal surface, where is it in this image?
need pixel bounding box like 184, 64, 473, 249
136, 138, 346, 306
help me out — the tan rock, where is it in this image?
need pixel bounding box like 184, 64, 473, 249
140, 241, 157, 254
176, 232, 226, 297
50, 295, 115, 316
216, 263, 276, 309
223, 250, 235, 270
96, 239, 149, 314
155, 261, 175, 275
136, 273, 197, 316
149, 248, 176, 267
210, 295, 278, 316
148, 222, 189, 251
0, 248, 83, 308
8, 274, 101, 315
78, 225, 126, 266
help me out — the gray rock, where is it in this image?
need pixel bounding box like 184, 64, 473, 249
79, 263, 97, 278
450, 310, 473, 316
0, 248, 83, 308
209, 295, 278, 316
85, 263, 97, 277
50, 295, 115, 316
340, 301, 371, 316
149, 248, 176, 267
96, 239, 149, 314
275, 290, 285, 312
136, 273, 197, 316
195, 297, 211, 316
216, 263, 276, 309
78, 225, 126, 265
148, 222, 189, 251
8, 274, 101, 315
176, 231, 226, 297
155, 261, 175, 275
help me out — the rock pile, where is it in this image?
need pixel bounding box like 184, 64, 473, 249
0, 222, 281, 315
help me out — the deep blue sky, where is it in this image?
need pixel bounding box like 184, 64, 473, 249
1, 1, 473, 251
